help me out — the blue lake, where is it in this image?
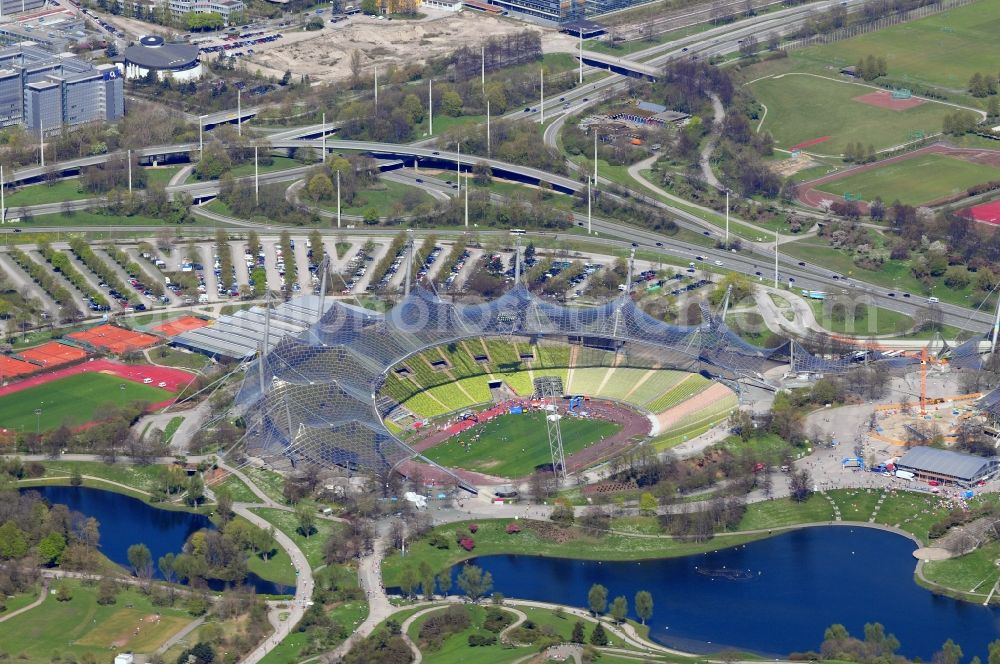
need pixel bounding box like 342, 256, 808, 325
468, 527, 1000, 658
20, 485, 290, 595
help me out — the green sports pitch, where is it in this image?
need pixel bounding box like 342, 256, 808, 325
0, 372, 171, 433
815, 153, 1000, 206
793, 0, 1000, 98
421, 410, 621, 478
749, 73, 952, 155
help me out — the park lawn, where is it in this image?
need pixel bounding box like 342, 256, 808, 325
240, 466, 287, 504
0, 579, 192, 663
748, 73, 953, 155
828, 488, 881, 522
163, 416, 184, 443
228, 156, 303, 178
1, 587, 41, 614
257, 598, 368, 664
735, 494, 835, 531
808, 299, 914, 336
816, 154, 1000, 207
409, 604, 531, 664
214, 473, 260, 504
251, 507, 339, 571
5, 178, 92, 208
246, 530, 297, 588
321, 179, 434, 217
382, 518, 773, 587
791, 0, 1000, 98
0, 372, 171, 432
872, 490, 953, 542
421, 411, 621, 478
922, 540, 1000, 596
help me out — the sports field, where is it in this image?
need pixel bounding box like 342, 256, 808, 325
793, 0, 1000, 96
815, 153, 1000, 206
0, 372, 170, 432
421, 410, 621, 478
749, 73, 953, 155
0, 579, 191, 662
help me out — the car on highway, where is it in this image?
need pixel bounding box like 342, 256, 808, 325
888, 292, 896, 297
582, 98, 589, 102
656, 242, 663, 247
902, 293, 910, 298
754, 271, 761, 276
798, 261, 805, 266
432, 151, 439, 155
415, 178, 423, 183
13, 228, 20, 232
682, 47, 688, 51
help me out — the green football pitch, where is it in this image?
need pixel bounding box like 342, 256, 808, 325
0, 372, 171, 433
749, 73, 953, 155
421, 410, 621, 478
792, 0, 1000, 97
815, 153, 1000, 206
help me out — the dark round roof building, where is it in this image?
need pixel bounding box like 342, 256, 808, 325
123, 36, 202, 81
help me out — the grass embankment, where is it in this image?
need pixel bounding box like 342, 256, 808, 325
147, 346, 212, 372
808, 299, 914, 336
318, 179, 434, 217
0, 579, 192, 662
384, 488, 978, 589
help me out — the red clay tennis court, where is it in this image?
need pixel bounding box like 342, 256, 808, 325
18, 341, 89, 368
853, 90, 926, 112
68, 324, 160, 354
154, 316, 210, 337
0, 356, 38, 378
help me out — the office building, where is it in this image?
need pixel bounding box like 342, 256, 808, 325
167, 0, 244, 22
0, 44, 124, 132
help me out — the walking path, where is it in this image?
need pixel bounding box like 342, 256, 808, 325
155, 615, 207, 655
0, 579, 49, 624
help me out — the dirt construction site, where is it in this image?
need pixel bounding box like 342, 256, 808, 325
242, 12, 579, 84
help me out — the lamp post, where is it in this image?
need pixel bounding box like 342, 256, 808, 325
34, 408, 41, 436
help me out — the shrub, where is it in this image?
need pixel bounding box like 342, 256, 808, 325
459, 537, 476, 551
468, 523, 479, 534
428, 532, 451, 549
505, 522, 521, 534
468, 632, 497, 647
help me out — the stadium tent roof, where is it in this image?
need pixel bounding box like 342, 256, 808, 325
895, 446, 999, 483
173, 295, 337, 359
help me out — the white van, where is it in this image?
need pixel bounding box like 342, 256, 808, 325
927, 297, 939, 303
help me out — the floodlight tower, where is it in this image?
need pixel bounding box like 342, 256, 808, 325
513, 234, 523, 285
404, 229, 414, 296
545, 406, 567, 481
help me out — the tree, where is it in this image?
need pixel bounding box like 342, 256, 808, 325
789, 469, 812, 502
349, 49, 364, 87
296, 504, 316, 537
635, 590, 653, 625
590, 622, 609, 646
55, 582, 73, 602
70, 466, 83, 486
127, 543, 154, 581
988, 639, 1000, 664
639, 492, 657, 515
441, 90, 463, 116
97, 577, 118, 605
588, 583, 608, 615
216, 489, 234, 524
307, 173, 334, 201
456, 564, 493, 601
0, 521, 28, 559
186, 474, 204, 506
571, 620, 586, 643
37, 532, 66, 565
437, 569, 452, 596
610, 595, 628, 623
936, 639, 964, 664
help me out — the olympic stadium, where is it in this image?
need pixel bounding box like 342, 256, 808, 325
231, 245, 979, 490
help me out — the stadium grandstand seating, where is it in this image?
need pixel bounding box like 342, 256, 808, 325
644, 375, 713, 414
625, 369, 688, 406
566, 367, 612, 396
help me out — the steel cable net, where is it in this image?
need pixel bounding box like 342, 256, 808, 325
237, 285, 872, 476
